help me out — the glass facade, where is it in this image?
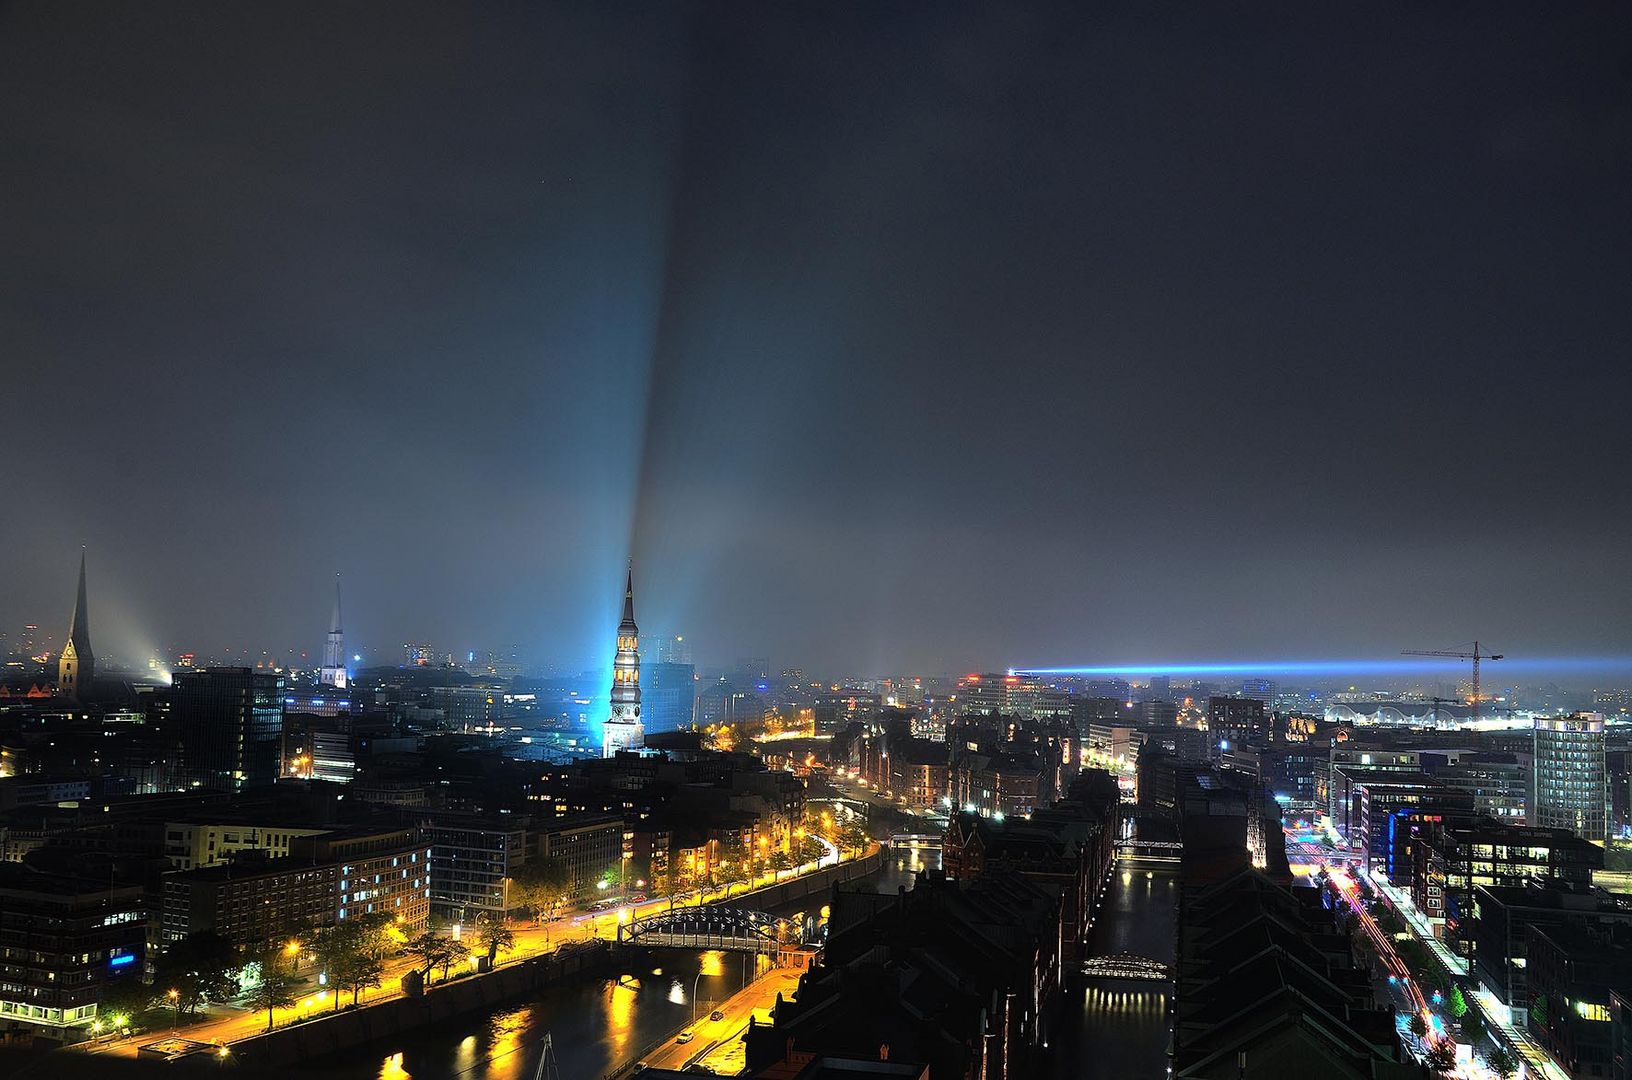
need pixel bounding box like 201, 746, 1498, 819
171, 667, 284, 791
1533, 714, 1608, 842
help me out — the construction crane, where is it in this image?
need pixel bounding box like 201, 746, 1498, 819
1402, 642, 1504, 723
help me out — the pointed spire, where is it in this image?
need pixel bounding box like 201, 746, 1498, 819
69, 547, 90, 652
331, 573, 343, 634
620, 559, 637, 630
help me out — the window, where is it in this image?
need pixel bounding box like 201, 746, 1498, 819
1575, 1001, 1610, 1022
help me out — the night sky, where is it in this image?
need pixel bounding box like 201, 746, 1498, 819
3, 3, 1629, 678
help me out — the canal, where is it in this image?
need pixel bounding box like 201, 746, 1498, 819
304, 854, 927, 1080
1054, 861, 1179, 1079
303, 846, 1173, 1079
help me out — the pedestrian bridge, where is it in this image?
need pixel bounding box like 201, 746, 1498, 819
1116, 839, 1183, 852
1115, 838, 1182, 864
618, 906, 810, 953
1079, 953, 1172, 981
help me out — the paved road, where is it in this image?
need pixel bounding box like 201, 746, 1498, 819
1283, 824, 1531, 1080
71, 851, 858, 1060
635, 968, 801, 1074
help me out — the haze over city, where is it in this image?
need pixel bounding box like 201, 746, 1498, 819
6, 6, 1632, 1080
5, 2, 1630, 678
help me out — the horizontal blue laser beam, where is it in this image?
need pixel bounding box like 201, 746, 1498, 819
1011, 656, 1632, 678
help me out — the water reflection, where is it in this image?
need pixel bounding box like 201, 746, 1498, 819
607, 977, 637, 1059
320, 950, 753, 1080
328, 854, 944, 1080
1055, 865, 1178, 1079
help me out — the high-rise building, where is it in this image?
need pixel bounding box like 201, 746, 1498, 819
602, 564, 643, 757
172, 667, 284, 791
1240, 677, 1275, 703
320, 575, 347, 688
654, 634, 692, 665
733, 658, 771, 690
640, 661, 696, 734
1207, 695, 1270, 742
955, 673, 1041, 719
814, 689, 880, 734
1533, 713, 1608, 841
57, 549, 94, 701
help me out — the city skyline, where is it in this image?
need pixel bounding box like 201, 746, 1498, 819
5, 5, 1631, 1078
7, 546, 1632, 688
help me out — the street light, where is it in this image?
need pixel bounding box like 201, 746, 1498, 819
168, 988, 181, 1029
692, 970, 710, 1022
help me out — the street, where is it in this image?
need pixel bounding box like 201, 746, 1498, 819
632, 967, 802, 1074
71, 844, 855, 1061
1282, 821, 1559, 1080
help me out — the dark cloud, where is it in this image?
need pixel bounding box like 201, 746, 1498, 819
4, 3, 1629, 675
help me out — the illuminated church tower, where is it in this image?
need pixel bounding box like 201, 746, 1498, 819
320, 575, 347, 688
602, 562, 644, 757
58, 549, 94, 701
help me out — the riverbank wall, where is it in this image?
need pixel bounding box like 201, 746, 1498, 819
218, 941, 610, 1069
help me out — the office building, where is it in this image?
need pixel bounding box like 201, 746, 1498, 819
172, 667, 284, 791
639, 661, 696, 734
159, 820, 331, 871
1207, 696, 1268, 742
533, 813, 623, 898
1420, 750, 1530, 821
1416, 821, 1604, 952
419, 812, 526, 923
429, 686, 505, 732
813, 689, 879, 735
1353, 777, 1469, 873
1527, 923, 1632, 1077
1471, 882, 1632, 1021
160, 826, 430, 948
652, 634, 692, 665
955, 673, 1041, 719
1534, 714, 1608, 841
0, 864, 146, 1034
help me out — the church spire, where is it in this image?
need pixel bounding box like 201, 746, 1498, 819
620, 560, 637, 631
331, 574, 343, 635
603, 559, 643, 757
59, 547, 94, 701
320, 573, 348, 688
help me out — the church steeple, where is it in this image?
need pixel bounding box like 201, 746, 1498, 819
603, 560, 643, 757
620, 562, 637, 631
59, 548, 94, 702
320, 574, 347, 688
